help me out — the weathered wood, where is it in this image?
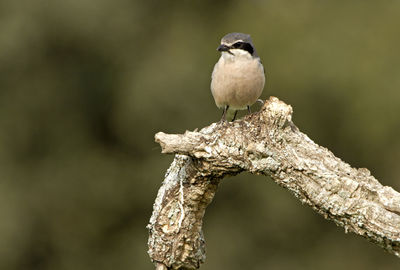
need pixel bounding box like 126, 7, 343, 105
147, 97, 400, 269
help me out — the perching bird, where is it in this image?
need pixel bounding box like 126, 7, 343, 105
211, 32, 265, 121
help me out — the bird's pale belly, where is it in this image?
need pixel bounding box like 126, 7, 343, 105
211, 58, 265, 110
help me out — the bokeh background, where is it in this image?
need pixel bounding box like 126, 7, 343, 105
1, 0, 400, 269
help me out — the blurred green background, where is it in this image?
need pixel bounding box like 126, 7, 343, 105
1, 0, 400, 269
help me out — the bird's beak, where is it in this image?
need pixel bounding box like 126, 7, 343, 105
217, 44, 230, 52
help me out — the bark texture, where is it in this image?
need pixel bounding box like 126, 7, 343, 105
147, 97, 400, 269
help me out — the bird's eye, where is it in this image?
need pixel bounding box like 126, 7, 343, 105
232, 42, 243, 48
232, 42, 254, 55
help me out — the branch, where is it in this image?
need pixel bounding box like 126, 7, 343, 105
147, 97, 400, 269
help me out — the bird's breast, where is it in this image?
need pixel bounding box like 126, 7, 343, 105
211, 57, 265, 110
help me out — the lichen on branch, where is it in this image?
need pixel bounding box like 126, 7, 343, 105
148, 97, 400, 269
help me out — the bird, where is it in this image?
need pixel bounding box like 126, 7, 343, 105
211, 32, 265, 121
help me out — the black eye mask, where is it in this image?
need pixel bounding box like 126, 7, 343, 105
231, 42, 254, 55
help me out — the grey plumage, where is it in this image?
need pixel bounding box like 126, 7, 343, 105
211, 32, 265, 121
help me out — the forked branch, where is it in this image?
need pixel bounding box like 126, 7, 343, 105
147, 97, 400, 269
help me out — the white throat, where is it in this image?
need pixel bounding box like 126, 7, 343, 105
221, 49, 253, 62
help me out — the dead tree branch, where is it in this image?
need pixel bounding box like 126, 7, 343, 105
147, 97, 400, 269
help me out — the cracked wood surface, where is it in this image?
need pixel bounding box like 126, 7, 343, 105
147, 97, 400, 269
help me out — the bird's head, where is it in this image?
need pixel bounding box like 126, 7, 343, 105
217, 32, 257, 59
